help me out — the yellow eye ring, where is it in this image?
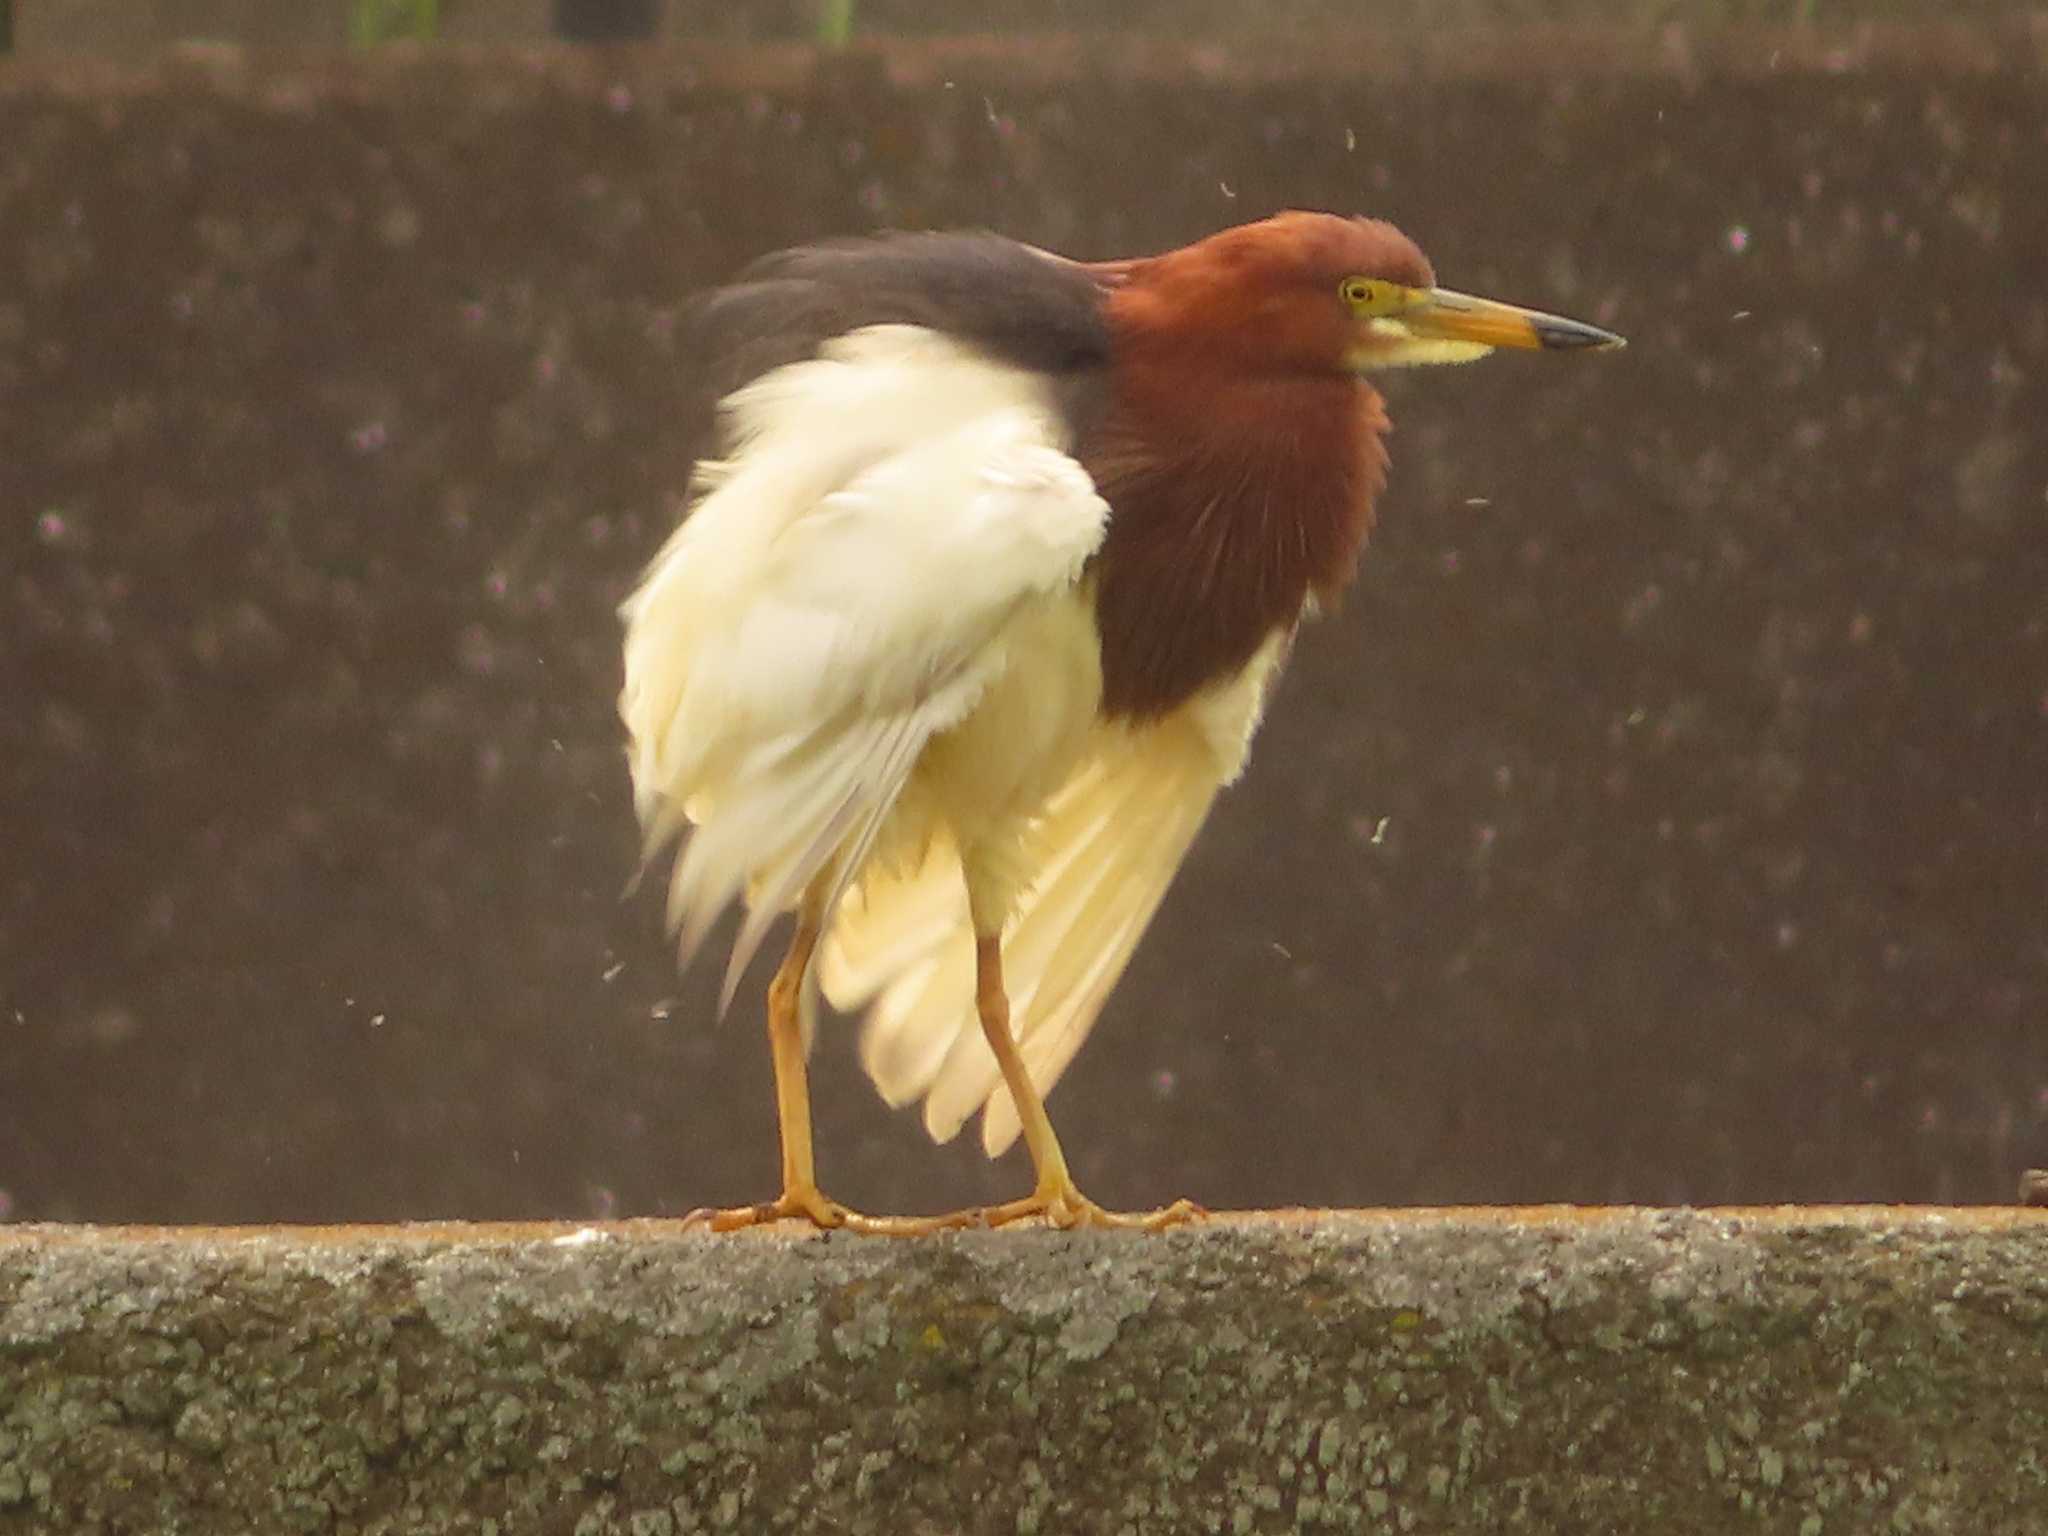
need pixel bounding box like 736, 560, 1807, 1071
1342, 277, 1418, 318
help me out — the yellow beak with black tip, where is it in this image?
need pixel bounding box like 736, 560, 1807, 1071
1410, 287, 1626, 351
1349, 285, 1625, 369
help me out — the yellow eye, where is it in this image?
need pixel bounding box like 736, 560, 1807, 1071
1341, 276, 1405, 315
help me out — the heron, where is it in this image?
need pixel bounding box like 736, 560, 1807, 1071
620, 210, 1623, 1232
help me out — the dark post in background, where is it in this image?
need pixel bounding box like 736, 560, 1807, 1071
553, 0, 660, 42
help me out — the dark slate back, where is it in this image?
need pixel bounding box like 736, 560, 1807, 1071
688, 231, 1115, 439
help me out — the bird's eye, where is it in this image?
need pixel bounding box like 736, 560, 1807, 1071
1341, 276, 1401, 315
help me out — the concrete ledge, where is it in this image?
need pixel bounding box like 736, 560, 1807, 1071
4, 1209, 2047, 1532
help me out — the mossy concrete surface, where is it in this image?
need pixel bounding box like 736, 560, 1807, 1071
2, 1209, 2045, 1533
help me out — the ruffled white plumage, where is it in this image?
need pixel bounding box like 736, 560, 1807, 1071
620, 325, 1109, 1013
826, 633, 1287, 1155
623, 319, 1290, 1161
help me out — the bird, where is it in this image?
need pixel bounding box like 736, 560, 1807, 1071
619, 210, 1623, 1233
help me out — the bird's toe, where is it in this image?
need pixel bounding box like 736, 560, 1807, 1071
683, 1188, 979, 1237
972, 1185, 1206, 1231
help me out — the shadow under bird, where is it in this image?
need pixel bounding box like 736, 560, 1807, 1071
620, 210, 1624, 1232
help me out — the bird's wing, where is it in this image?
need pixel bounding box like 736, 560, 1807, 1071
827, 631, 1291, 1156
619, 327, 1109, 1010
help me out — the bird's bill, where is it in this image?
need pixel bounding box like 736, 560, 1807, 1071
1403, 288, 1625, 352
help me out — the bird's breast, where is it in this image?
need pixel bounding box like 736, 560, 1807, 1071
893, 582, 1104, 913
1082, 375, 1386, 719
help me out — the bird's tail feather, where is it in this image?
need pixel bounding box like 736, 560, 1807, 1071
832, 725, 1220, 1157
822, 834, 970, 1014
659, 706, 940, 1019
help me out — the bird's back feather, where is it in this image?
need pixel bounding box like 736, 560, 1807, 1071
688, 232, 1114, 429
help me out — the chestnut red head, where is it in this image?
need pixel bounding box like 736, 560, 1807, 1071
1106, 212, 1434, 373
1102, 209, 1621, 377
1082, 210, 1621, 720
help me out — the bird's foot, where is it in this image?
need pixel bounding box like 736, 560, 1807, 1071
973, 1181, 1206, 1231
682, 1186, 978, 1237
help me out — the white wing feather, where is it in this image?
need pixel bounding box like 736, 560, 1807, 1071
620, 326, 1109, 1006
829, 633, 1290, 1155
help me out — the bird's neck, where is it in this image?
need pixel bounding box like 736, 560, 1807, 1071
1081, 354, 1388, 719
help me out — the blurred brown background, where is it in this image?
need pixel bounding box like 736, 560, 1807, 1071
2, 5, 2044, 1224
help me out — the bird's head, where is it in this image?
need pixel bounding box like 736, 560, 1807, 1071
1113, 209, 1623, 375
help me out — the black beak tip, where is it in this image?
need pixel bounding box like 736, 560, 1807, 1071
1537, 317, 1627, 352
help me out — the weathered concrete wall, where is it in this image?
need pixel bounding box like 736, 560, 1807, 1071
11, 0, 2043, 55
2, 35, 2046, 1231
4, 1210, 2047, 1533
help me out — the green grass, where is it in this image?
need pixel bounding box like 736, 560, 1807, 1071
349, 0, 438, 47
817, 0, 856, 47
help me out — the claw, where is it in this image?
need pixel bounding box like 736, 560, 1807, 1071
682, 1188, 980, 1237
972, 1185, 1207, 1231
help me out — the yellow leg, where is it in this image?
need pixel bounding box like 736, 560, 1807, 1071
685, 901, 974, 1238
968, 934, 1203, 1231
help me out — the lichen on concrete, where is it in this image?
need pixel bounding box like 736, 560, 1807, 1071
4, 1208, 2047, 1533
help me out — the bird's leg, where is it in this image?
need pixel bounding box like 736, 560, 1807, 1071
686, 903, 976, 1237
968, 934, 1203, 1232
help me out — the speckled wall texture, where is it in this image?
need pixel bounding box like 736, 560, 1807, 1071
4, 1211, 2047, 1533
2, 31, 2045, 1225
